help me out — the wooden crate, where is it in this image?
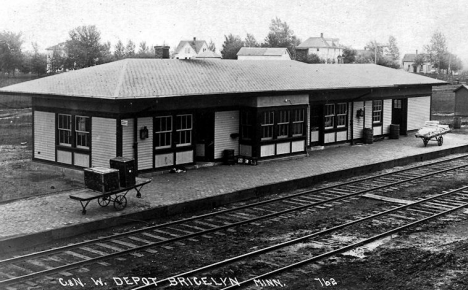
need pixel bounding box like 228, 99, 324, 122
84, 167, 120, 193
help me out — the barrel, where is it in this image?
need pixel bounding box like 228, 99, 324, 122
390, 124, 400, 139
223, 149, 235, 165
453, 117, 462, 129
363, 128, 373, 144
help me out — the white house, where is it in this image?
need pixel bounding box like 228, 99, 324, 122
296, 33, 343, 64
237, 47, 291, 60
402, 52, 433, 73
173, 37, 209, 59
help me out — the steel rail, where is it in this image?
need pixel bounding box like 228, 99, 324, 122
2, 153, 466, 266
1, 155, 468, 287
131, 186, 468, 289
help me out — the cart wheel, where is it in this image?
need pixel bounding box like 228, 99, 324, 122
423, 139, 428, 147
136, 192, 141, 198
114, 195, 127, 210
98, 196, 111, 207
82, 209, 87, 215
438, 136, 443, 146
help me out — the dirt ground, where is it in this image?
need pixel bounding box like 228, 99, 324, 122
0, 109, 82, 203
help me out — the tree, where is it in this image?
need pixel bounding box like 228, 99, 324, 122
413, 54, 426, 69
263, 17, 301, 58
365, 38, 400, 68
30, 43, 47, 76
305, 53, 325, 64
0, 30, 24, 75
221, 34, 244, 59
114, 40, 125, 60
244, 33, 259, 47
208, 40, 216, 52
387, 36, 400, 61
137, 41, 152, 58
424, 31, 447, 73
99, 41, 114, 64
48, 47, 66, 74
125, 40, 135, 58
64, 25, 106, 69
342, 47, 356, 63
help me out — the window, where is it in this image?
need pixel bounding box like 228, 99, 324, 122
373, 100, 383, 123
58, 114, 90, 149
277, 111, 290, 138
58, 114, 72, 146
155, 116, 172, 149
393, 99, 402, 109
336, 103, 347, 128
176, 114, 192, 147
241, 111, 253, 140
261, 111, 274, 140
292, 109, 305, 136
185, 48, 191, 53
324, 104, 335, 129
75, 116, 90, 149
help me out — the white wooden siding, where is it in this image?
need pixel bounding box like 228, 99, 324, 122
155, 153, 174, 168
122, 118, 134, 159
307, 105, 311, 146
74, 152, 90, 167
214, 111, 239, 159
324, 133, 335, 143
34, 111, 55, 161
407, 96, 431, 130
336, 131, 347, 141
291, 140, 305, 152
240, 144, 252, 157
57, 150, 72, 164
364, 101, 373, 130
276, 142, 291, 155
137, 117, 153, 170
176, 150, 193, 164
92, 117, 116, 168
353, 101, 364, 139
383, 99, 392, 134
260, 144, 275, 157
373, 126, 382, 136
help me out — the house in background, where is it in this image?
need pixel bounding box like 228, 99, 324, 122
402, 51, 432, 73
296, 33, 343, 64
172, 37, 209, 59
237, 47, 291, 60
45, 42, 67, 73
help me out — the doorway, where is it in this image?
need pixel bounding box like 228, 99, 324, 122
392, 99, 408, 135
195, 112, 215, 161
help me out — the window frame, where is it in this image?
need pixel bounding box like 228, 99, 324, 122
74, 115, 90, 149
58, 114, 72, 147
277, 110, 290, 139
324, 104, 335, 130
261, 111, 275, 141
336, 103, 347, 128
292, 109, 305, 137
154, 115, 173, 149
175, 114, 193, 147
372, 100, 383, 124
240, 111, 253, 140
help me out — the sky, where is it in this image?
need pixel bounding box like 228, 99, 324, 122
1, 0, 467, 65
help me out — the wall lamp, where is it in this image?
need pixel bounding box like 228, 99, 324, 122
139, 126, 149, 140
356, 108, 364, 118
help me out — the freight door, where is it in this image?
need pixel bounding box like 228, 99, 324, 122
195, 112, 214, 161
392, 99, 408, 135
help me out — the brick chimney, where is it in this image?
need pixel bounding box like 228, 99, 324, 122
320, 33, 323, 38
193, 37, 196, 41
154, 46, 170, 59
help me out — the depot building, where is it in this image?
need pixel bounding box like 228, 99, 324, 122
0, 59, 445, 173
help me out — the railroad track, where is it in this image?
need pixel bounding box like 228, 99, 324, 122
133, 186, 468, 290
2, 154, 468, 289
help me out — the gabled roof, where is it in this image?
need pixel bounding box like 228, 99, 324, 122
195, 50, 221, 58
237, 47, 290, 57
454, 85, 468, 93
402, 53, 429, 62
297, 37, 341, 49
0, 59, 446, 100
173, 39, 207, 55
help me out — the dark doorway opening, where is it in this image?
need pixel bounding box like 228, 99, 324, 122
392, 99, 408, 135
195, 112, 215, 161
